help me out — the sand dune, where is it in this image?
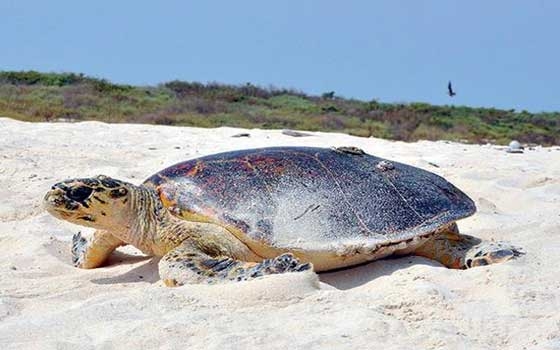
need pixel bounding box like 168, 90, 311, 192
1, 118, 559, 349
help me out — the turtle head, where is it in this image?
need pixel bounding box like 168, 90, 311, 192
44, 175, 136, 230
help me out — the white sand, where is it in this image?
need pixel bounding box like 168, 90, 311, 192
0, 117, 559, 349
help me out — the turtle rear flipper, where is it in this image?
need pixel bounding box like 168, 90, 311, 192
159, 242, 312, 285
464, 241, 524, 268
414, 226, 524, 269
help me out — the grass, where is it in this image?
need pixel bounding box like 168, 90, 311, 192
1, 70, 559, 145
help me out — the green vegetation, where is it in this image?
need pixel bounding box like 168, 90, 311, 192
1, 70, 558, 145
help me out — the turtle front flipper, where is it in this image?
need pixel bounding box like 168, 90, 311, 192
73, 230, 126, 269
159, 242, 312, 286
413, 224, 523, 269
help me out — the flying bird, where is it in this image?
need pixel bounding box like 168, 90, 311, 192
447, 81, 456, 97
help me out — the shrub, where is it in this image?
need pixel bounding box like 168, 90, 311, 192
0, 71, 559, 145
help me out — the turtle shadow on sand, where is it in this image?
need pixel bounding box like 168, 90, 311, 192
103, 249, 153, 267
94, 254, 442, 288
319, 256, 443, 290
91, 255, 160, 285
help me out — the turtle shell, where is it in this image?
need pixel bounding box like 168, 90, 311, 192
144, 147, 475, 250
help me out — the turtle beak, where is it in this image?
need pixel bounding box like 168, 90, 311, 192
44, 182, 93, 212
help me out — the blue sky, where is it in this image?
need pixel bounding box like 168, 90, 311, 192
1, 1, 558, 112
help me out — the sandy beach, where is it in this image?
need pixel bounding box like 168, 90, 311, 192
1, 117, 559, 349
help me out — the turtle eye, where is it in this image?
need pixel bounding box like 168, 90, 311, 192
67, 186, 93, 203
109, 188, 128, 198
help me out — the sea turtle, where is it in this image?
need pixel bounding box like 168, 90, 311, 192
43, 146, 522, 286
